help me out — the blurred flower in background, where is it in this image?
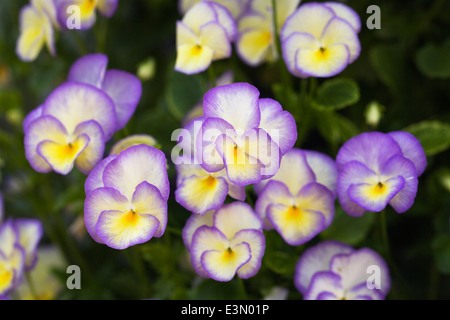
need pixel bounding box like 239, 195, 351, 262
295, 240, 390, 300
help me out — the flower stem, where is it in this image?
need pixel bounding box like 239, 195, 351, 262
25, 271, 39, 300
379, 209, 391, 258
124, 245, 151, 298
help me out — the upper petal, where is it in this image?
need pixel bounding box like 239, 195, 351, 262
214, 202, 263, 240
68, 53, 108, 88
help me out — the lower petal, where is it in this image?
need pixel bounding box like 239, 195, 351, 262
74, 120, 105, 175
237, 29, 272, 66
201, 242, 251, 282
95, 210, 160, 250
175, 43, 214, 75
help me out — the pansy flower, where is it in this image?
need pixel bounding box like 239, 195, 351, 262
281, 2, 361, 78
24, 82, 116, 175
16, 0, 59, 62
295, 240, 390, 300
174, 117, 245, 215
336, 131, 427, 217
236, 0, 300, 66
196, 82, 297, 186
84, 144, 170, 250
185, 202, 265, 281
55, 0, 118, 30
255, 148, 336, 245
175, 1, 237, 74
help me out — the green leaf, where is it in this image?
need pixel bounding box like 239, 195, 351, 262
313, 78, 360, 110
415, 39, 450, 79
404, 121, 450, 156
320, 206, 376, 246
432, 234, 450, 275
165, 70, 206, 121
316, 110, 360, 146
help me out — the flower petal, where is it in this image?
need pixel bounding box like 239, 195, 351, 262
387, 131, 427, 177
68, 53, 108, 88
304, 150, 338, 197
14, 219, 43, 271
303, 271, 343, 300
73, 120, 105, 175
102, 144, 170, 201
214, 202, 263, 239
84, 154, 118, 195
84, 187, 130, 244
131, 181, 168, 238
232, 229, 265, 279
320, 17, 360, 63
182, 211, 215, 250
95, 210, 160, 250
97, 0, 118, 17
199, 22, 232, 60
282, 32, 319, 78
323, 2, 361, 33
101, 70, 142, 130
296, 182, 335, 227
203, 82, 261, 132
175, 43, 214, 75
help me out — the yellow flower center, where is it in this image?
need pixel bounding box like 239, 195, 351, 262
191, 44, 203, 56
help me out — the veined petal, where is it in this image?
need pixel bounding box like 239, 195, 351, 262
68, 53, 108, 88
175, 174, 228, 215
303, 271, 343, 300
37, 134, 90, 175
216, 133, 264, 186
214, 202, 263, 239
388, 131, 427, 177
281, 32, 320, 78
258, 98, 297, 156
320, 17, 360, 63
101, 69, 142, 130
203, 82, 261, 132
190, 226, 230, 278
267, 203, 325, 246
176, 21, 198, 47
281, 3, 335, 41
295, 43, 350, 78
199, 22, 232, 60
296, 182, 335, 226
73, 120, 105, 175
84, 154, 118, 195
14, 219, 43, 271
97, 0, 118, 17
294, 240, 353, 294
102, 144, 170, 201
255, 180, 295, 230
42, 82, 117, 140
201, 242, 251, 282
95, 210, 160, 250
175, 43, 214, 75
182, 211, 215, 250
323, 2, 361, 33
232, 229, 265, 279
84, 187, 130, 244
347, 175, 405, 212
131, 181, 168, 238
24, 115, 68, 173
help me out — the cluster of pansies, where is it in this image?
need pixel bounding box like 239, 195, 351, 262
17, 0, 119, 62
12, 0, 431, 301
23, 53, 141, 175
0, 193, 43, 299
176, 0, 361, 77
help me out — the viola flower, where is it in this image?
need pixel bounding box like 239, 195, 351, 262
175, 1, 237, 74
336, 131, 427, 217
196, 82, 297, 186
187, 202, 265, 281
0, 218, 43, 297
281, 2, 361, 78
174, 117, 245, 215
84, 144, 170, 250
55, 0, 118, 30
67, 53, 142, 131
236, 0, 300, 66
295, 240, 390, 300
16, 0, 58, 62
254, 148, 336, 245
179, 0, 249, 19
109, 134, 159, 156
24, 82, 116, 175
